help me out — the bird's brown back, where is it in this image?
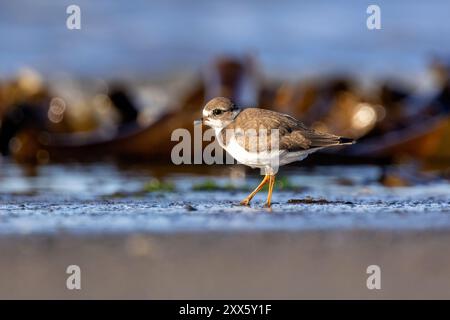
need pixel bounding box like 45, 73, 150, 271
220, 108, 348, 152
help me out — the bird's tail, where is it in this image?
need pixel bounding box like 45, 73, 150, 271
307, 131, 356, 148
337, 137, 356, 145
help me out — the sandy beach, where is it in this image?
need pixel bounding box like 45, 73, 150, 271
1, 230, 450, 299
0, 163, 449, 299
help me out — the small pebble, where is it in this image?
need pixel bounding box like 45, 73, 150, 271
184, 204, 197, 211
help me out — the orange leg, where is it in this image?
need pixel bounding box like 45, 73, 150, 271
240, 174, 270, 206
264, 175, 276, 208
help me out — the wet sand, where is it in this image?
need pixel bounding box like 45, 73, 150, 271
1, 163, 449, 299
1, 230, 450, 299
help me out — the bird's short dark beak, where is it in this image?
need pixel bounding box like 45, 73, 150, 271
193, 118, 203, 126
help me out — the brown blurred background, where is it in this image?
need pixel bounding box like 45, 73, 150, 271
0, 0, 449, 171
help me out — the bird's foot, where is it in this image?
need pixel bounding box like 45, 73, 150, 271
263, 202, 272, 208
240, 198, 251, 206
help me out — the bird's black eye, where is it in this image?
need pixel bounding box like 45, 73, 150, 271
212, 109, 223, 116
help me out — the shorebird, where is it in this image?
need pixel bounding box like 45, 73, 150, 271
199, 97, 355, 207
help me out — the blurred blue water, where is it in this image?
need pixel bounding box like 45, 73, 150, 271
0, 0, 449, 80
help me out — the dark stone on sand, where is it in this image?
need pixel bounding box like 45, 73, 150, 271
287, 198, 354, 205
184, 204, 197, 211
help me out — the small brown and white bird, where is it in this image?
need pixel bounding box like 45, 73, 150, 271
200, 97, 355, 207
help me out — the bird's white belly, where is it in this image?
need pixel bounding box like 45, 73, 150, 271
223, 136, 282, 168
215, 128, 319, 170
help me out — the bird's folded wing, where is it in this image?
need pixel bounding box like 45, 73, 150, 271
280, 130, 342, 151
223, 108, 342, 152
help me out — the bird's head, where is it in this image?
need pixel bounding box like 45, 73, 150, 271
198, 97, 240, 129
